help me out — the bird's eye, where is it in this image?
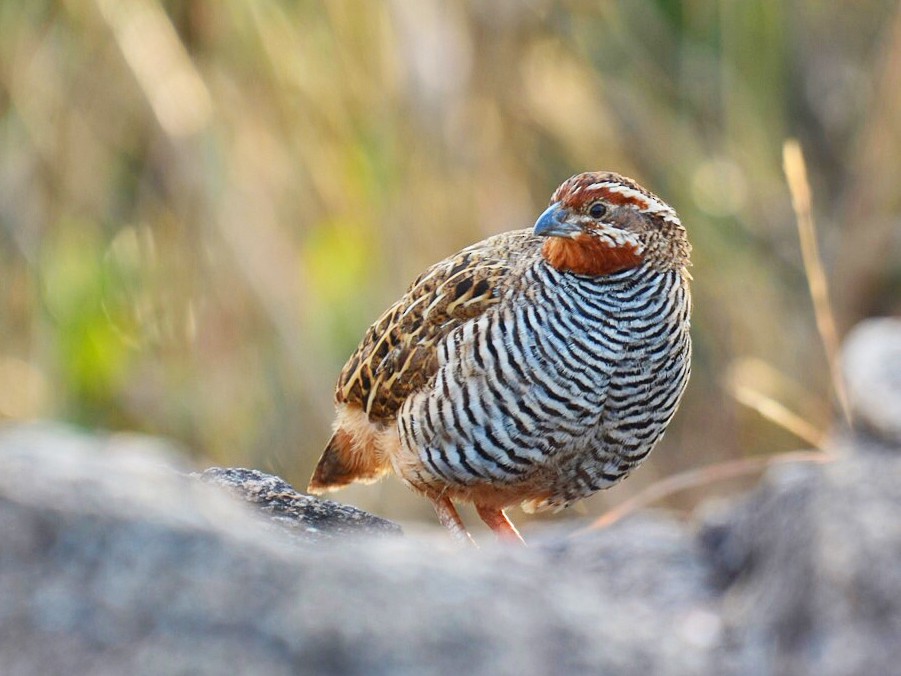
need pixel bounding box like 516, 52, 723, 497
588, 202, 608, 219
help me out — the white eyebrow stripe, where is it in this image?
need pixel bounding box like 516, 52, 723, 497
586, 181, 681, 224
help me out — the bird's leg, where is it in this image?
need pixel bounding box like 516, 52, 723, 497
476, 505, 526, 545
432, 496, 476, 545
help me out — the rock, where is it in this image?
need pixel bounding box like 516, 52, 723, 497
842, 317, 901, 444
0, 423, 714, 675
700, 453, 901, 676
195, 467, 402, 541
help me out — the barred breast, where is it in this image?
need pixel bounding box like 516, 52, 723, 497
394, 259, 691, 511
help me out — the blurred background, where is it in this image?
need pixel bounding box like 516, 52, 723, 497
1, 0, 899, 533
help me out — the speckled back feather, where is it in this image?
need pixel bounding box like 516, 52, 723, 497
336, 231, 536, 422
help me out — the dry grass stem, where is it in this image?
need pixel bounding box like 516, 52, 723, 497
729, 383, 827, 449
782, 140, 853, 427
96, 0, 212, 137
726, 357, 829, 448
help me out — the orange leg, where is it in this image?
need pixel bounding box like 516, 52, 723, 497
476, 505, 526, 545
432, 496, 476, 545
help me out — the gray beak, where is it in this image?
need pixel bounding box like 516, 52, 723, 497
533, 202, 580, 238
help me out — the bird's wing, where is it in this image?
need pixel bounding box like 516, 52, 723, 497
336, 229, 536, 422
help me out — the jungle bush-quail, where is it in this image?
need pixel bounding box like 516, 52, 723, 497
308, 172, 692, 543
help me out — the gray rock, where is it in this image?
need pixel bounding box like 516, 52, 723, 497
194, 467, 402, 541
701, 454, 901, 676
842, 317, 901, 444
0, 423, 715, 676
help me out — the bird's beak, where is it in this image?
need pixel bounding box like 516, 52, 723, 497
533, 203, 580, 238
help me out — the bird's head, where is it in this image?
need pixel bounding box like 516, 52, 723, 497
535, 172, 691, 276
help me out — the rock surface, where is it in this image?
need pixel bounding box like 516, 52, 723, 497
195, 467, 402, 541
842, 317, 901, 444
0, 423, 714, 676
702, 456, 901, 675
1, 319, 900, 675
2, 423, 901, 676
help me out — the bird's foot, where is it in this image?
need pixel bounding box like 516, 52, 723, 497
432, 496, 477, 546
476, 505, 526, 545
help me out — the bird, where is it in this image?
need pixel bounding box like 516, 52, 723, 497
307, 171, 692, 544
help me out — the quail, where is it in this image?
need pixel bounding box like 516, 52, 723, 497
308, 172, 692, 543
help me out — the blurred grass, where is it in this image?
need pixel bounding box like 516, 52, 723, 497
1, 0, 899, 528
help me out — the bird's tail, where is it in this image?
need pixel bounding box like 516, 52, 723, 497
307, 427, 389, 494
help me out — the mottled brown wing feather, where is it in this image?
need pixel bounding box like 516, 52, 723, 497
336, 230, 535, 422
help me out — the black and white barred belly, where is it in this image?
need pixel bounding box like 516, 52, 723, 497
396, 260, 692, 509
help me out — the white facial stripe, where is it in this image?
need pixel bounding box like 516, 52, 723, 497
586, 181, 681, 225
594, 226, 645, 254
